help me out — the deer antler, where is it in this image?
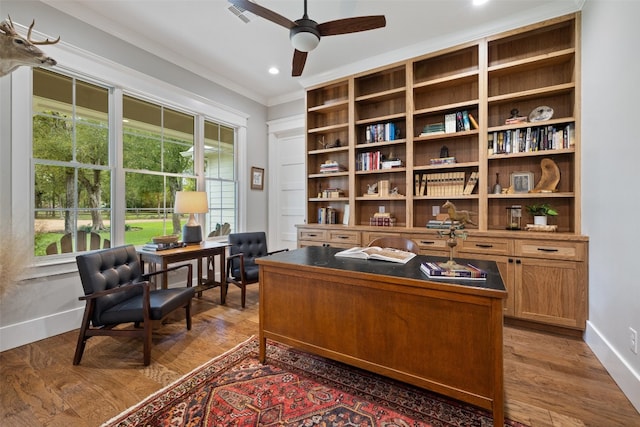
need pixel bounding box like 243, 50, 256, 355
1, 16, 19, 36
26, 18, 60, 45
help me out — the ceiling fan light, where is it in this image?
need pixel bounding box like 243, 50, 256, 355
290, 30, 320, 52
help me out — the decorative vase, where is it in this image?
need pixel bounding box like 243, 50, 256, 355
533, 215, 547, 226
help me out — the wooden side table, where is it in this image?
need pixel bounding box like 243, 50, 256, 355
138, 241, 229, 303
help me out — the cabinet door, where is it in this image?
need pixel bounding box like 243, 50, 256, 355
456, 251, 514, 316
515, 258, 586, 329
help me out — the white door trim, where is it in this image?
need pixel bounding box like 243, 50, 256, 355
267, 114, 305, 250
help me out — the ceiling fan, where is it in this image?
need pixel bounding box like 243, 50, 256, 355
229, 0, 386, 76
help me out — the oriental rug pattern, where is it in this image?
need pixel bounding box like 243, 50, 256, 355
102, 337, 528, 427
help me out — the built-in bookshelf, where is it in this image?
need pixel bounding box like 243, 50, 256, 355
304, 13, 581, 235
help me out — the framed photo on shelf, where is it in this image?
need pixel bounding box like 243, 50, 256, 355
510, 172, 534, 193
251, 167, 264, 190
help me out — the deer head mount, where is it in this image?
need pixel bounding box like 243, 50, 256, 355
0, 16, 60, 77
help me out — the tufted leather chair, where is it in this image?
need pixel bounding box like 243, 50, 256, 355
74, 245, 195, 366
226, 232, 288, 308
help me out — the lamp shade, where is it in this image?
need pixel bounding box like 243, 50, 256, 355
174, 191, 208, 244
174, 191, 208, 215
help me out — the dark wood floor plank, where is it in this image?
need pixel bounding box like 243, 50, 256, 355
1, 286, 638, 427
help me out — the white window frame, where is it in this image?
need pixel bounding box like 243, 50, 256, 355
10, 41, 249, 278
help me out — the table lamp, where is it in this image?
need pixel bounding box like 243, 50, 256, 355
174, 191, 208, 244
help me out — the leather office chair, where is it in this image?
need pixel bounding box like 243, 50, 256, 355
367, 236, 420, 254
74, 245, 195, 366
225, 232, 288, 308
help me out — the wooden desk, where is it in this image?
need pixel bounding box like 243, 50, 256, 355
138, 241, 228, 302
256, 246, 507, 427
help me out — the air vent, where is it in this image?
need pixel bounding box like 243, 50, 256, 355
228, 4, 250, 23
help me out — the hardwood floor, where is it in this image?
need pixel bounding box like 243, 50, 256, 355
1, 286, 638, 427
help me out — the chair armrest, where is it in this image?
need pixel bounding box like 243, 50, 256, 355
142, 263, 193, 287
267, 248, 289, 256
226, 253, 246, 282
79, 281, 148, 301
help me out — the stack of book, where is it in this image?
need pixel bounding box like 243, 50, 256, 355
420, 123, 445, 136
319, 188, 344, 199
426, 219, 464, 230
369, 212, 396, 226
319, 161, 345, 173
429, 156, 456, 165
420, 261, 487, 280
142, 242, 184, 251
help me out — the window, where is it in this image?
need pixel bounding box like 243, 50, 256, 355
123, 95, 196, 243
31, 68, 240, 258
32, 69, 111, 256
204, 120, 236, 238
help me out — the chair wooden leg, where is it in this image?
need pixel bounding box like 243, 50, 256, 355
185, 301, 192, 330
241, 284, 246, 308
143, 321, 152, 366
73, 303, 94, 365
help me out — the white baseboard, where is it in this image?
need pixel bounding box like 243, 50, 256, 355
585, 321, 640, 413
0, 307, 84, 352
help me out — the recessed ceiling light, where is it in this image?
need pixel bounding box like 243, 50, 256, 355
268, 67, 280, 75
473, 0, 489, 5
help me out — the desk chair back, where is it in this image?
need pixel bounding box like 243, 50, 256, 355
226, 232, 288, 307
367, 236, 420, 254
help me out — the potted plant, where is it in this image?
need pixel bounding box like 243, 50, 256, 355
525, 203, 558, 226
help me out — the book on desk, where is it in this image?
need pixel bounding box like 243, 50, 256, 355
420, 261, 487, 280
335, 246, 417, 264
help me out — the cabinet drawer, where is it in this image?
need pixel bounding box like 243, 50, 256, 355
457, 237, 511, 256
327, 230, 360, 245
515, 240, 585, 261
410, 234, 448, 250
298, 229, 327, 242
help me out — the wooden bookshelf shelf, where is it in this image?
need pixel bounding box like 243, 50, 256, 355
301, 13, 586, 333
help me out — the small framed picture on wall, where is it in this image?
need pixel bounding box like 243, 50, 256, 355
251, 167, 264, 190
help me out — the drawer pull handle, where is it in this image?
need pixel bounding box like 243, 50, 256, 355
308, 234, 317, 237
537, 247, 559, 252
475, 244, 493, 248
337, 235, 349, 239
420, 241, 435, 245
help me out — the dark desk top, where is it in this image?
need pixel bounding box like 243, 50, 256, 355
257, 246, 506, 295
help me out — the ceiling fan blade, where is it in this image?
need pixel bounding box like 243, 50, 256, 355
317, 15, 386, 37
228, 0, 297, 29
292, 49, 308, 77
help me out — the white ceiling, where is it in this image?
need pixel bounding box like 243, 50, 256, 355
42, 0, 582, 106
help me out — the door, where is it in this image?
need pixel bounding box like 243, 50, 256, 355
267, 115, 305, 251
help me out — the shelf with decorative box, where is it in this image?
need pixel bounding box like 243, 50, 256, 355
301, 13, 586, 333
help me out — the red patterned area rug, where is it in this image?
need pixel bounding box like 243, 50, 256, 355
102, 337, 529, 427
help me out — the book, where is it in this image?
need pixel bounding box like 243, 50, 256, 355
468, 113, 479, 130
463, 171, 479, 195
420, 261, 487, 280
444, 113, 457, 133
335, 246, 417, 264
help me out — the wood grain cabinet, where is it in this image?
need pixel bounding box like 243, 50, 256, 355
299, 13, 588, 333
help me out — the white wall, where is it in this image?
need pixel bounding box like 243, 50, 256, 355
0, 0, 269, 350
582, 0, 640, 411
